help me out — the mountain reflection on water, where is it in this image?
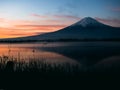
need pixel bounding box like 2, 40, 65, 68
0, 42, 120, 67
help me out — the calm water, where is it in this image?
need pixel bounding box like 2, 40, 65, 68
0, 42, 120, 66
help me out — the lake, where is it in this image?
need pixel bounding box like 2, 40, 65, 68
0, 42, 120, 67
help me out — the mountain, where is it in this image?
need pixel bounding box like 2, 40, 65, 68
1, 17, 120, 41
71, 17, 108, 27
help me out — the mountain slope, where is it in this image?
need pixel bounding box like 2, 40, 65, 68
1, 17, 120, 41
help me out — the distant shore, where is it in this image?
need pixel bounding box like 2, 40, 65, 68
0, 39, 120, 43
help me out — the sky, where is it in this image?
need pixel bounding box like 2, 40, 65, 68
0, 0, 120, 38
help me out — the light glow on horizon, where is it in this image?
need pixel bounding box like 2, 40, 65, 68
0, 0, 119, 38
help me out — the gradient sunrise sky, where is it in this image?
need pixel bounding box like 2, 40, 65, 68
0, 0, 120, 38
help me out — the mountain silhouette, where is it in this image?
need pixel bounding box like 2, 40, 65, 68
1, 17, 120, 41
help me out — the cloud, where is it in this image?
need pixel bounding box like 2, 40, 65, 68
111, 7, 120, 12
0, 18, 37, 28
0, 32, 38, 38
53, 15, 80, 20
0, 13, 81, 38
108, 6, 120, 12
1, 16, 120, 38
31, 14, 80, 20
95, 17, 120, 27
0, 15, 75, 38
15, 25, 67, 31
31, 14, 48, 18
0, 18, 5, 22
0, 24, 67, 38
0, 27, 44, 38
30, 14, 80, 26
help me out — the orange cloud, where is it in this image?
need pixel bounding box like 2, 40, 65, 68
1, 14, 119, 39
0, 28, 42, 38
14, 25, 67, 32
0, 25, 67, 38
0, 16, 71, 38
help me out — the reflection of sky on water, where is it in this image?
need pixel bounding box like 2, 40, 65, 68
0, 42, 120, 66
0, 44, 79, 64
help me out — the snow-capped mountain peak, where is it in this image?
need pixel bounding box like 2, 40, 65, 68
72, 17, 105, 27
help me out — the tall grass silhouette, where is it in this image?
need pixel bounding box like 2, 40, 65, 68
0, 55, 82, 74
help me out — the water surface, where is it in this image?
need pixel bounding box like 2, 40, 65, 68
0, 42, 120, 66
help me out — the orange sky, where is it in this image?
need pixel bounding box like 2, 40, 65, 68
0, 0, 120, 39
0, 15, 120, 39
0, 25, 67, 38
0, 15, 79, 38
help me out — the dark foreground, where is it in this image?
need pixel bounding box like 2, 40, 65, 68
1, 72, 120, 90
0, 58, 120, 90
